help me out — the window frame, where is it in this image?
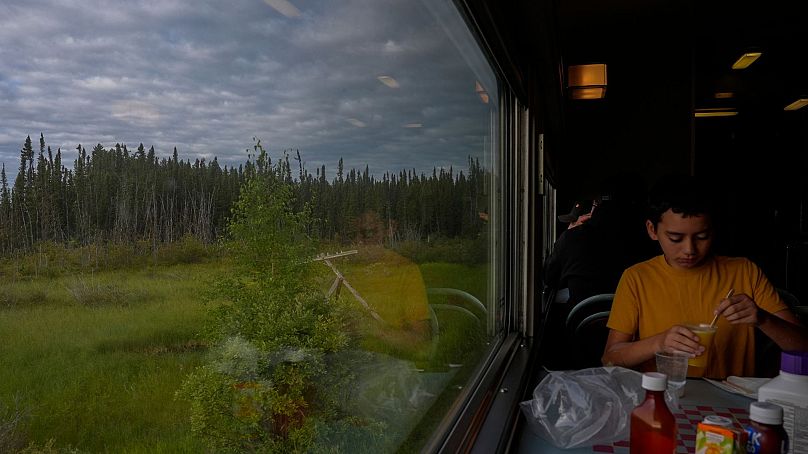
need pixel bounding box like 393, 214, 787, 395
421, 1, 546, 451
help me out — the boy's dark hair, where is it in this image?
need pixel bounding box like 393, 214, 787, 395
647, 174, 715, 227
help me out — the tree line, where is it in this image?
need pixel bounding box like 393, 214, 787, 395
0, 135, 489, 256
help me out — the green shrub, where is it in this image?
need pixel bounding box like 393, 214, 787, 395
157, 235, 215, 265
179, 145, 376, 452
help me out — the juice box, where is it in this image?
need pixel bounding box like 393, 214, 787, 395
695, 422, 748, 454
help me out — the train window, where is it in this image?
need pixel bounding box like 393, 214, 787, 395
0, 0, 511, 451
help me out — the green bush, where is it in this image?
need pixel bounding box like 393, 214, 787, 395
179, 145, 376, 452
157, 235, 214, 265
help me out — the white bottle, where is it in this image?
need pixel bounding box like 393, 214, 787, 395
757, 351, 808, 454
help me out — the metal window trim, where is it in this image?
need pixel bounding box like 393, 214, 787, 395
421, 1, 539, 453
470, 336, 537, 454
431, 332, 522, 453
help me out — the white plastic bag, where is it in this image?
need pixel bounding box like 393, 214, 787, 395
519, 367, 644, 449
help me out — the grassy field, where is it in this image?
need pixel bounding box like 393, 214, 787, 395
0, 263, 219, 453
0, 247, 488, 453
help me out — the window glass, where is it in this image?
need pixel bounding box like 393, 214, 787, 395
0, 0, 499, 451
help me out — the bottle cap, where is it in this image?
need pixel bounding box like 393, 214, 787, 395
642, 372, 667, 391
703, 415, 733, 427
749, 401, 783, 425
780, 351, 808, 375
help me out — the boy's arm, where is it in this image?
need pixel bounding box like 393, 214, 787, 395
759, 309, 808, 351
602, 326, 705, 367
716, 294, 808, 351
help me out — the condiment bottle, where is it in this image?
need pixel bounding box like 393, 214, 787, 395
757, 351, 808, 453
630, 372, 677, 453
745, 402, 788, 454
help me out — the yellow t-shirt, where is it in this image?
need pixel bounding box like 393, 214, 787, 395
607, 255, 787, 379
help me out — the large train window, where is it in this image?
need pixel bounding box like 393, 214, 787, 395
0, 0, 508, 451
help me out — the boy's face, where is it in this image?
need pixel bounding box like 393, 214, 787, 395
646, 209, 713, 270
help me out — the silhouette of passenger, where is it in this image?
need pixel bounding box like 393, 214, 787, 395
544, 174, 654, 305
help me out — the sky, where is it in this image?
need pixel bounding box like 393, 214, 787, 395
0, 0, 497, 182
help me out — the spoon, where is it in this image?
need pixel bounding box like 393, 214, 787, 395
709, 288, 735, 328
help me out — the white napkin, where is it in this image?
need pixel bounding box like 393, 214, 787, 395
703, 376, 771, 399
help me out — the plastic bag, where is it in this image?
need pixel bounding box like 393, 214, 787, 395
519, 367, 644, 449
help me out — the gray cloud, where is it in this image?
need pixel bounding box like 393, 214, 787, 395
0, 0, 495, 181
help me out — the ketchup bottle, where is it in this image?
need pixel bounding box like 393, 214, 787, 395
630, 372, 677, 453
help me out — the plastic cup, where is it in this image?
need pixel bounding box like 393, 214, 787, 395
655, 351, 689, 397
686, 323, 717, 369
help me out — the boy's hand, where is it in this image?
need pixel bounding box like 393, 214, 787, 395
714, 293, 761, 325
658, 325, 705, 357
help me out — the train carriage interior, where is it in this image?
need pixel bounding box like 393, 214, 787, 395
457, 0, 808, 451
3, 0, 808, 452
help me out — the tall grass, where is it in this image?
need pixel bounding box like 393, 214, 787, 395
0, 263, 223, 452
0, 242, 488, 453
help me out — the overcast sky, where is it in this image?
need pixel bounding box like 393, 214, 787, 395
0, 0, 496, 182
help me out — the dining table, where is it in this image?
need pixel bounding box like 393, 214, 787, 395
517, 378, 754, 453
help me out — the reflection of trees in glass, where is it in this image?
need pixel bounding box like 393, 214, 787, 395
0, 136, 488, 258
178, 143, 382, 452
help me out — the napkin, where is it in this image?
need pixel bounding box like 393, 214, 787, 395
703, 376, 771, 399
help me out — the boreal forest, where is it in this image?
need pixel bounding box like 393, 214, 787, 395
0, 134, 489, 256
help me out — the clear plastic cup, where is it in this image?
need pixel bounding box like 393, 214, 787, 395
655, 351, 689, 397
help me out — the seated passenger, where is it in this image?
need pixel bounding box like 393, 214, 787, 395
544, 176, 653, 305
602, 174, 808, 379
557, 200, 593, 230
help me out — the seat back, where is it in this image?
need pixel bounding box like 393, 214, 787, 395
564, 293, 614, 369
776, 287, 802, 308
756, 288, 802, 377
573, 310, 612, 369
565, 293, 614, 335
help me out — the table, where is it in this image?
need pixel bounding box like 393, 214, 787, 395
517, 378, 753, 453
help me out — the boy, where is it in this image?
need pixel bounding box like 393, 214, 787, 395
602, 174, 807, 378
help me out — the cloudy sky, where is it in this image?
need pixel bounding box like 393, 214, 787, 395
0, 0, 496, 182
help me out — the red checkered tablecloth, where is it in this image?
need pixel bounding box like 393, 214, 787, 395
591, 403, 750, 453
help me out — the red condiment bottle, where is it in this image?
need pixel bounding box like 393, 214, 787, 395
745, 401, 789, 454
630, 372, 677, 453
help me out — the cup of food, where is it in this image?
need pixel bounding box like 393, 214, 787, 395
685, 323, 717, 369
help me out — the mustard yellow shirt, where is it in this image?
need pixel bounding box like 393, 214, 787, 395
607, 255, 787, 379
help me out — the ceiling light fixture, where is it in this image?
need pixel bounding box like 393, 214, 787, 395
694, 108, 737, 118
377, 76, 400, 88
714, 92, 735, 99
694, 108, 738, 118
695, 111, 738, 118
475, 81, 489, 104
784, 98, 808, 111
346, 118, 366, 127
263, 0, 301, 17
731, 52, 762, 70
568, 64, 607, 99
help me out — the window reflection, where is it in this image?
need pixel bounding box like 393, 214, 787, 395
0, 0, 499, 451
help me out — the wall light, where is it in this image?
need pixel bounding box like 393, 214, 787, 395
731, 52, 762, 70
568, 64, 607, 100
694, 108, 737, 118
784, 98, 808, 111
